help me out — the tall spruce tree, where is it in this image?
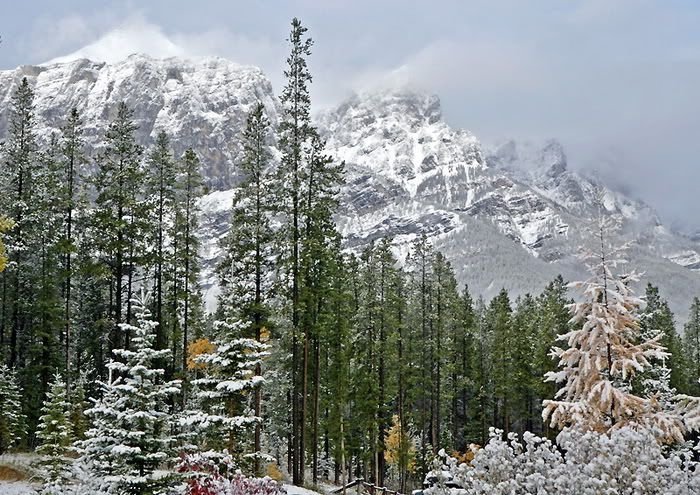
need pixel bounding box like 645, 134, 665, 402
58, 108, 87, 396
487, 289, 513, 433
146, 131, 177, 356
172, 148, 205, 401
216, 102, 275, 474
0, 77, 38, 369
277, 17, 315, 484
92, 102, 145, 352
637, 284, 685, 402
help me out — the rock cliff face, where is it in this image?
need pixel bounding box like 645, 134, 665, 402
0, 54, 279, 190
2, 55, 699, 317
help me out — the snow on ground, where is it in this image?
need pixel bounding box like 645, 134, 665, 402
284, 484, 325, 495
0, 481, 37, 494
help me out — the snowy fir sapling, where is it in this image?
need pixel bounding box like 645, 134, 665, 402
75, 293, 181, 494
36, 373, 73, 493
0, 364, 26, 454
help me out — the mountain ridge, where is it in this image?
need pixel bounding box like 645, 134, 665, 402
1, 54, 699, 320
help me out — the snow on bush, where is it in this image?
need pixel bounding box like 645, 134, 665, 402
428, 426, 700, 495
177, 451, 283, 495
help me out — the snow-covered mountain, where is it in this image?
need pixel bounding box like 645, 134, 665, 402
1, 54, 699, 319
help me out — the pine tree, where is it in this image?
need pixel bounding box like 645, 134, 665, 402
277, 18, 315, 484
36, 373, 72, 493
185, 318, 267, 467
276, 17, 343, 484
532, 276, 570, 437
58, 108, 87, 396
146, 131, 177, 356
450, 284, 477, 450
684, 297, 700, 396
487, 289, 513, 433
637, 284, 683, 406
172, 148, 205, 401
0, 77, 38, 369
216, 102, 275, 474
543, 217, 685, 443
0, 364, 26, 453
69, 373, 89, 441
92, 102, 145, 352
77, 294, 180, 494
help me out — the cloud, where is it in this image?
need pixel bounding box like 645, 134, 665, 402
45, 15, 186, 65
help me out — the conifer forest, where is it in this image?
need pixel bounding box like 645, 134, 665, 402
0, 13, 700, 495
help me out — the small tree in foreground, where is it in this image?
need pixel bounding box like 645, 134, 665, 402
36, 373, 72, 494
77, 294, 181, 494
0, 364, 25, 454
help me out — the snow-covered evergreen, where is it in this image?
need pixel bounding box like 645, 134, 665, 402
36, 373, 73, 494
182, 318, 266, 467
0, 364, 26, 454
76, 294, 181, 494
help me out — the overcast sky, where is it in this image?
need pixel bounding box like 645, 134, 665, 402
1, 1, 699, 231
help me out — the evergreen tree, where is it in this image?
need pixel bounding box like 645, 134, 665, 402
172, 148, 205, 394
637, 284, 684, 405
58, 108, 87, 395
450, 284, 477, 450
216, 103, 275, 474
487, 289, 513, 433
276, 17, 343, 484
145, 131, 177, 356
77, 294, 180, 494
532, 276, 570, 437
277, 18, 315, 485
684, 297, 700, 396
36, 373, 72, 493
92, 102, 145, 352
0, 364, 25, 453
510, 293, 539, 435
186, 318, 267, 466
0, 77, 38, 369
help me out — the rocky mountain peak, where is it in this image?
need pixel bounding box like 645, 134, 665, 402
0, 54, 279, 190
321, 89, 442, 134
0, 54, 698, 319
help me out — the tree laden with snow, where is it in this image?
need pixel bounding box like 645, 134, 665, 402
36, 373, 72, 494
0, 364, 25, 454
183, 317, 267, 468
543, 214, 686, 443
216, 102, 276, 474
76, 293, 181, 494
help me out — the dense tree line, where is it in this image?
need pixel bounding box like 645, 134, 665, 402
0, 17, 699, 494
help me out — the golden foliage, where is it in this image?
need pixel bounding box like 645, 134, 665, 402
0, 216, 14, 273
451, 446, 479, 464
384, 415, 416, 473
265, 463, 284, 481
186, 338, 216, 370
